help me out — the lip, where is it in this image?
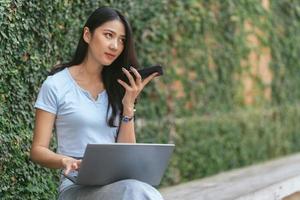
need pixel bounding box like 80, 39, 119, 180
104, 52, 117, 59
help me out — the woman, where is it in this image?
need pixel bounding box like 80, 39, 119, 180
30, 7, 164, 200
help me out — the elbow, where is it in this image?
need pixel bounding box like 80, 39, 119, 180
117, 138, 136, 143
29, 146, 38, 163
29, 147, 35, 162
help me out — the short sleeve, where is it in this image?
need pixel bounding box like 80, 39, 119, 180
34, 77, 58, 114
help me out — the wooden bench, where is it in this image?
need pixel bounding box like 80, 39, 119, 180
160, 153, 300, 200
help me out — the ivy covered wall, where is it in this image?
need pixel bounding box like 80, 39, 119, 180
1, 0, 300, 199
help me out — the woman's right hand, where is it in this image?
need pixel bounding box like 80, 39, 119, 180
61, 157, 82, 175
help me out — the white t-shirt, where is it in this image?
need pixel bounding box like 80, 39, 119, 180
34, 67, 119, 191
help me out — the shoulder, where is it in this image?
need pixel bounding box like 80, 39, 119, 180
45, 68, 69, 84
41, 68, 72, 97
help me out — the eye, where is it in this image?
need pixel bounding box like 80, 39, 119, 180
119, 38, 125, 45
104, 33, 113, 39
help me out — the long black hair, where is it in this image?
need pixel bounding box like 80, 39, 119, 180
50, 7, 139, 127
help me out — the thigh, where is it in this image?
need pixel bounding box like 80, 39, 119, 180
58, 185, 100, 200
101, 179, 164, 200
58, 179, 164, 200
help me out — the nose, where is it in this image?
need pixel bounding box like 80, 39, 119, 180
109, 39, 118, 51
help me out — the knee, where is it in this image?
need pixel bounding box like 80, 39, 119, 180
118, 179, 163, 199
122, 179, 145, 189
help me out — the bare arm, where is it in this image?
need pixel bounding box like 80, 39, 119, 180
116, 105, 136, 143
30, 109, 80, 174
116, 67, 158, 143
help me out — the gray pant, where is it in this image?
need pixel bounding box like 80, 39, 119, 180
58, 179, 164, 200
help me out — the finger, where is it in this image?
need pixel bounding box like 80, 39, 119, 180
142, 72, 159, 86
71, 162, 78, 170
130, 66, 142, 85
76, 160, 82, 169
122, 67, 136, 87
73, 160, 81, 170
117, 79, 132, 91
64, 166, 71, 175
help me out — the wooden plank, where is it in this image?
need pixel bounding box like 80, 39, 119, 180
283, 192, 300, 200
160, 153, 300, 200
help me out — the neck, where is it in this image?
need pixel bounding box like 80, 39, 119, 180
78, 55, 103, 82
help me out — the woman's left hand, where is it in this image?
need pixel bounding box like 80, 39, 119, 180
117, 66, 158, 114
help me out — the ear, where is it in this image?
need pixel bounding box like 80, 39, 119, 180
83, 27, 91, 44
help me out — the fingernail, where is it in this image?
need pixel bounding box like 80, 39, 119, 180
122, 67, 125, 71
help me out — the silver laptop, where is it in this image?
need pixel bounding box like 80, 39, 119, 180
64, 143, 175, 186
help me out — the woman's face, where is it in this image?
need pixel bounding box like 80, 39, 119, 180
84, 19, 126, 66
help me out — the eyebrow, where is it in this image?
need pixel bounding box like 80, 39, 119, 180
103, 28, 126, 38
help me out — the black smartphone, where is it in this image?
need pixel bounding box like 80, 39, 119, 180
121, 65, 163, 83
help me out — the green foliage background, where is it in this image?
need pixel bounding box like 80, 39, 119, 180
1, 0, 300, 199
